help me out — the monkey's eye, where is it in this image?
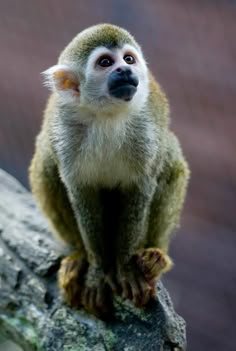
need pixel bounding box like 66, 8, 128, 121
124, 55, 136, 64
97, 56, 114, 67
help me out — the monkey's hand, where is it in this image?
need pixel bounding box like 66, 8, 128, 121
135, 248, 173, 287
58, 252, 88, 307
109, 258, 154, 307
59, 255, 113, 318
81, 265, 113, 319
108, 249, 172, 307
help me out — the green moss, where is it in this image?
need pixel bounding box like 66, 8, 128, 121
63, 338, 87, 351
0, 314, 39, 351
62, 338, 105, 351
102, 329, 116, 350
114, 297, 148, 322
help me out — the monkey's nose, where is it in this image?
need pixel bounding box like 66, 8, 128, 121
108, 67, 139, 101
111, 67, 139, 88
115, 67, 132, 79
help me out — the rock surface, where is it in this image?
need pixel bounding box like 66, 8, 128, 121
0, 169, 186, 351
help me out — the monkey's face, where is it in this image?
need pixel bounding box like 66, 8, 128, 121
43, 26, 149, 117
80, 44, 148, 113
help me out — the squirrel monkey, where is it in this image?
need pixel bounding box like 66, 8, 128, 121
29, 24, 190, 318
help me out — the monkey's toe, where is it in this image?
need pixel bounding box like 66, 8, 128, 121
81, 282, 113, 319
106, 271, 122, 296
135, 248, 173, 283
116, 265, 154, 307
58, 253, 88, 307
81, 267, 113, 319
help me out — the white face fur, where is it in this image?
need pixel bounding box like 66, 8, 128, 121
79, 44, 149, 115
44, 43, 149, 119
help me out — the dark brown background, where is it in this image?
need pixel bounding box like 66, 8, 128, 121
0, 1, 235, 350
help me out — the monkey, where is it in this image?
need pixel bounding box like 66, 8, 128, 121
29, 24, 190, 318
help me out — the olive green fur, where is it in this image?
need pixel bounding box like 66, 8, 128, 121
147, 132, 190, 251
59, 24, 140, 66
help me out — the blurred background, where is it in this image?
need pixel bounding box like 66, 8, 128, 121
0, 1, 235, 350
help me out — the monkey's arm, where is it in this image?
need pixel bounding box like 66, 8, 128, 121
110, 179, 158, 305
64, 185, 114, 317
116, 179, 156, 264
67, 186, 106, 268
29, 138, 84, 251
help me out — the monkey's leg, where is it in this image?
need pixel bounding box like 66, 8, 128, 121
136, 158, 189, 286
29, 151, 88, 307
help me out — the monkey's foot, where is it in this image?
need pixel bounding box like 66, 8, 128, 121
135, 248, 173, 285
81, 266, 113, 319
58, 252, 88, 307
111, 262, 154, 307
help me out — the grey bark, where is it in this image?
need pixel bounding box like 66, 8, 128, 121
0, 169, 186, 351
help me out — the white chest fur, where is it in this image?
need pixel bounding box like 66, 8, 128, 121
62, 118, 139, 188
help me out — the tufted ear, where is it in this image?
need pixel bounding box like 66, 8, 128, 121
42, 65, 80, 97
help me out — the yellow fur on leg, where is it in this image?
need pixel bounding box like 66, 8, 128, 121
58, 252, 88, 308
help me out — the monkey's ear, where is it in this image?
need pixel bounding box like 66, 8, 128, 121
42, 65, 80, 97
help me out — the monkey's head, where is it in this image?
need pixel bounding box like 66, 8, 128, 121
43, 24, 149, 116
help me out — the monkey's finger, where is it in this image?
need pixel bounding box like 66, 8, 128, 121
121, 280, 133, 300
137, 279, 152, 306
69, 283, 81, 306
144, 262, 161, 281
81, 286, 89, 307
130, 278, 142, 307
107, 274, 122, 296
96, 285, 105, 310
60, 255, 80, 275
136, 253, 165, 283
96, 284, 112, 317
150, 283, 157, 299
